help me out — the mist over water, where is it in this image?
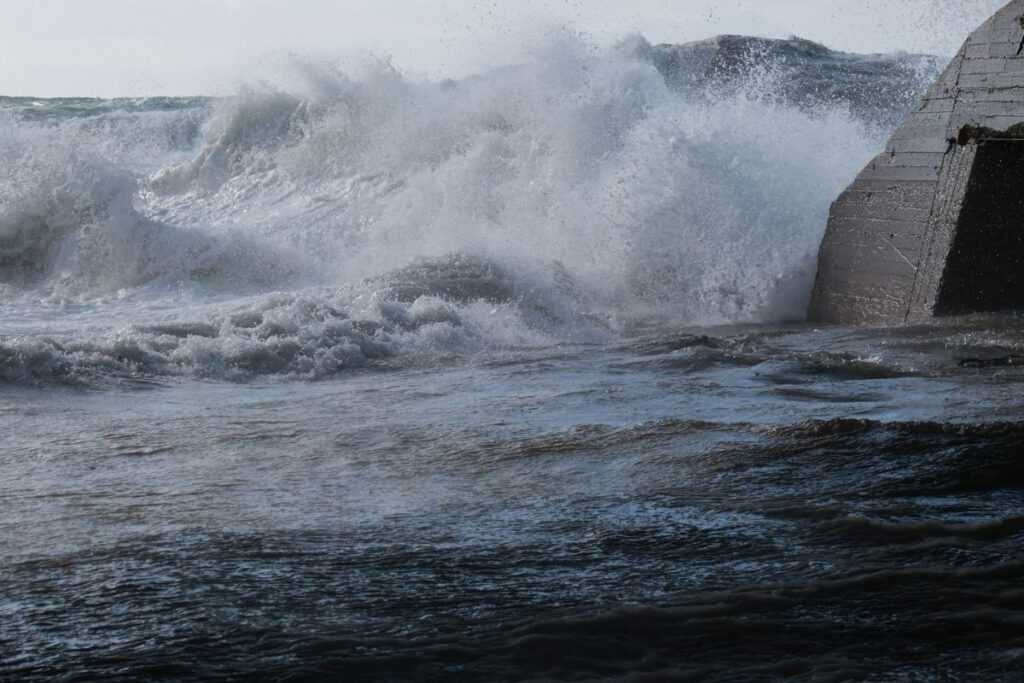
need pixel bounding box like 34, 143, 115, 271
0, 35, 937, 383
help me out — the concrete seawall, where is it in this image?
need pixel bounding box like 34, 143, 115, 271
808, 0, 1024, 324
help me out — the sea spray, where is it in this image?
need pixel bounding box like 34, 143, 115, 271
0, 35, 935, 382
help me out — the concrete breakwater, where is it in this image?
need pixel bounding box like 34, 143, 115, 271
809, 0, 1024, 324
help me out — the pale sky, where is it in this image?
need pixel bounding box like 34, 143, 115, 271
0, 0, 1009, 97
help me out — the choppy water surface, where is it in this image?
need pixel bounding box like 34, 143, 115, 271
2, 35, 1022, 680
4, 320, 1023, 680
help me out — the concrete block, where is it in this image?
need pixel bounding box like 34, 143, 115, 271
808, 0, 1024, 323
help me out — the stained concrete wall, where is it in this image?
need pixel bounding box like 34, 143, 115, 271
808, 0, 1024, 324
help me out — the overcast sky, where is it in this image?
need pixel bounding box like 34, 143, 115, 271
0, 0, 1009, 97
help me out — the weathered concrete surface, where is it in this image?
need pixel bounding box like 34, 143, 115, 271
808, 0, 1024, 324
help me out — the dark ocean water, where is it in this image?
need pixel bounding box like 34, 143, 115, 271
2, 35, 1022, 681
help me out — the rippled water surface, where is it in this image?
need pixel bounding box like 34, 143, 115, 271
4, 321, 1023, 680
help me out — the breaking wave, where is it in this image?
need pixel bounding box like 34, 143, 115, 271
0, 35, 939, 383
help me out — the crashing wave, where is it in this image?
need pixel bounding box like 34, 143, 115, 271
0, 34, 944, 382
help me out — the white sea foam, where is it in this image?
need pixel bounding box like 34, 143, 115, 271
0, 35, 924, 382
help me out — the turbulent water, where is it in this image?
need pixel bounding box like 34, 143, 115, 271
2, 36, 1023, 680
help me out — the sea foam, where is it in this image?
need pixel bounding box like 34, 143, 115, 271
0, 35, 935, 382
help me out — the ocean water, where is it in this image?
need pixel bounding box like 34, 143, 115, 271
2, 36, 1023, 680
